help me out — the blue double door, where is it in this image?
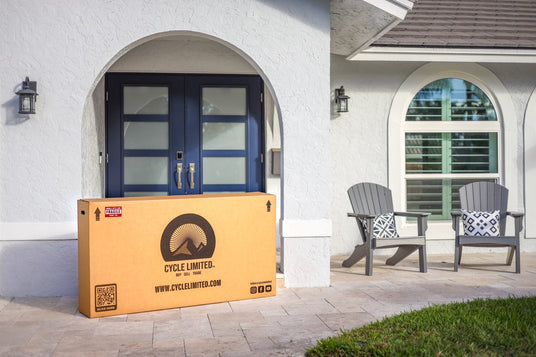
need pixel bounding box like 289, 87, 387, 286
106, 73, 264, 197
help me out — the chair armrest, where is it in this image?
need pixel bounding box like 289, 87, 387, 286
507, 211, 524, 218
347, 213, 375, 219
393, 211, 431, 218
451, 211, 462, 232
393, 211, 430, 235
451, 211, 462, 217
507, 211, 524, 235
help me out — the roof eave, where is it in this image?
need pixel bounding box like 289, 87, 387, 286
331, 0, 414, 56
362, 0, 414, 20
348, 46, 536, 63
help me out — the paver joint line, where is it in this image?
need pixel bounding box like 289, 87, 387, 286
0, 254, 534, 356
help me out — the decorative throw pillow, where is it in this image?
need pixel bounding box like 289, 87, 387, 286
461, 209, 500, 237
360, 212, 399, 238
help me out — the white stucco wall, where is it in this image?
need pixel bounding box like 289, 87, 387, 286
523, 86, 536, 240
330, 56, 422, 254
0, 0, 330, 296
486, 63, 536, 245
330, 55, 536, 256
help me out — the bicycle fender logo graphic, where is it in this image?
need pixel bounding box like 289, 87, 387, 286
160, 214, 216, 261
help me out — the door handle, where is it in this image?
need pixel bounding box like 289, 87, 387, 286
188, 163, 195, 190
176, 163, 183, 189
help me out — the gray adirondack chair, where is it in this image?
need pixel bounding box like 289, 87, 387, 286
451, 181, 524, 273
343, 182, 430, 275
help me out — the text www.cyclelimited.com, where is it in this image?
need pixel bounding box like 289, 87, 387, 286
154, 280, 222, 293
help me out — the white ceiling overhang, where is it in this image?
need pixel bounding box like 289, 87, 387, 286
330, 0, 414, 57
348, 46, 536, 63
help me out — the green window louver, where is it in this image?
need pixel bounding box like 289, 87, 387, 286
405, 79, 499, 220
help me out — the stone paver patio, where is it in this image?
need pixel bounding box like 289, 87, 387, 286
1, 253, 535, 356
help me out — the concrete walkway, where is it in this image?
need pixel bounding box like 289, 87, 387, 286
1, 253, 535, 356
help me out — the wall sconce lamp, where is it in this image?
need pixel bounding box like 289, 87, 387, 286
16, 77, 38, 114
335, 86, 350, 113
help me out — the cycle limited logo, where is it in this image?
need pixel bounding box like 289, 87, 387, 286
160, 214, 216, 261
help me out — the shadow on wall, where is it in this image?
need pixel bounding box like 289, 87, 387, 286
0, 240, 78, 297
2, 96, 30, 125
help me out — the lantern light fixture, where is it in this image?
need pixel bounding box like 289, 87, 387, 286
16, 77, 38, 114
335, 86, 350, 113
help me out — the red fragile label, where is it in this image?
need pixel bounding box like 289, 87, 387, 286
105, 206, 122, 217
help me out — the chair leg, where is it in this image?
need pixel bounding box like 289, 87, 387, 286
365, 246, 373, 276
515, 246, 521, 274
386, 246, 418, 266
454, 245, 460, 272
342, 244, 368, 268
506, 246, 514, 266
419, 244, 427, 273
506, 246, 521, 274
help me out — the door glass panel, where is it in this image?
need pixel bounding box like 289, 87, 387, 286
124, 157, 168, 185
202, 88, 246, 115
202, 122, 246, 150
107, 74, 263, 197
124, 86, 168, 115
203, 157, 246, 184
124, 191, 168, 197
124, 122, 169, 150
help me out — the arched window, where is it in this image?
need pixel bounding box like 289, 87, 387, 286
404, 78, 500, 220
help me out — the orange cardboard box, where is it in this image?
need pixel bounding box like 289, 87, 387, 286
77, 193, 276, 318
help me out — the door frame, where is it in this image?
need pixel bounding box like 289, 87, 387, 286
105, 73, 265, 197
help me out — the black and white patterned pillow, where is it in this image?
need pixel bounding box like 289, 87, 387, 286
360, 212, 399, 238
461, 209, 500, 237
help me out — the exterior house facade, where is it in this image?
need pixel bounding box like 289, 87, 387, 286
330, 0, 536, 256
1, 0, 412, 296
1, 0, 535, 298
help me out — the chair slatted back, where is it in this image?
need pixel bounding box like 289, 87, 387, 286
459, 181, 508, 236
348, 182, 394, 216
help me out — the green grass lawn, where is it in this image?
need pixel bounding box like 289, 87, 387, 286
306, 297, 536, 357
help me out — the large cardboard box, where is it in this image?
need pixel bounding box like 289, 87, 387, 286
78, 193, 276, 318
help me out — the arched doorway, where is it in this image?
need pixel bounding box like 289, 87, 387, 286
82, 32, 282, 241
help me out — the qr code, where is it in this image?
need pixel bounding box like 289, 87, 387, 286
95, 284, 117, 312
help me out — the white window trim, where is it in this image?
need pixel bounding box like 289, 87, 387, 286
388, 63, 520, 240
404, 121, 499, 133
